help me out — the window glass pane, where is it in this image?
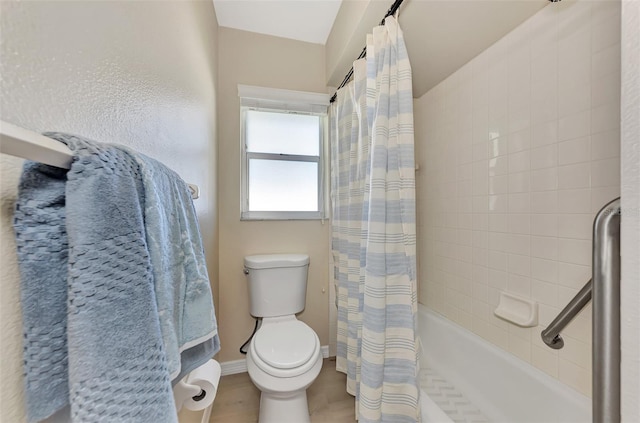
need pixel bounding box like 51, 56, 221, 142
246, 110, 319, 156
249, 159, 318, 211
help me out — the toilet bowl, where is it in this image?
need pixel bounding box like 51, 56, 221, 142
246, 317, 322, 423
243, 254, 322, 423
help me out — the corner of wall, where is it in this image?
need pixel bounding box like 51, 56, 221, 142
324, 0, 389, 88
620, 0, 640, 419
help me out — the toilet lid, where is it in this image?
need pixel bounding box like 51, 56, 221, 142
253, 321, 318, 369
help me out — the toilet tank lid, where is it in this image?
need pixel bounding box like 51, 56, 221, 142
244, 254, 309, 269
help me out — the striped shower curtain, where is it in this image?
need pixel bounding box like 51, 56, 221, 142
330, 16, 419, 423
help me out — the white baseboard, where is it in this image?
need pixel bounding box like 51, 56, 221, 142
220, 359, 247, 376
220, 345, 330, 376
321, 345, 329, 358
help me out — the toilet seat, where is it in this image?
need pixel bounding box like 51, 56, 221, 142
250, 321, 320, 378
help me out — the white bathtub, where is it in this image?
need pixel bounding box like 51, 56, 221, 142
417, 305, 591, 423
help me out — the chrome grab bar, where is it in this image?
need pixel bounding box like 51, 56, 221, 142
539, 197, 621, 423
592, 197, 621, 423
541, 279, 592, 349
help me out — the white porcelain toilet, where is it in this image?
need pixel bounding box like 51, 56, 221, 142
243, 254, 322, 423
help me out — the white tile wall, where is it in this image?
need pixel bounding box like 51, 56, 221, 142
414, 0, 620, 397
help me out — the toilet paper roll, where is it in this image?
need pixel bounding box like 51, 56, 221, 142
173, 379, 201, 412
173, 359, 222, 412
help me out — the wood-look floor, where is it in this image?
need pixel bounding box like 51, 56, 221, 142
180, 358, 356, 423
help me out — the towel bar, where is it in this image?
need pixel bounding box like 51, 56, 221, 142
0, 120, 200, 200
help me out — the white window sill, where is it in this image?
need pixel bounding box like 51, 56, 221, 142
241, 211, 324, 221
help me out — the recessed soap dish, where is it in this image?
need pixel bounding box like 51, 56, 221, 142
494, 292, 538, 327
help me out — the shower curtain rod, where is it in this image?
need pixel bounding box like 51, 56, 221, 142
329, 0, 405, 103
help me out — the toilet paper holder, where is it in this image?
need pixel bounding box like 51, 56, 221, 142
173, 359, 221, 413
192, 390, 206, 401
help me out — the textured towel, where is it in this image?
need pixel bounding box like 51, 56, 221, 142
14, 162, 70, 422
14, 133, 192, 422
123, 150, 220, 382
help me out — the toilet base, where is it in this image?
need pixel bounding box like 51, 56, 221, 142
258, 390, 310, 423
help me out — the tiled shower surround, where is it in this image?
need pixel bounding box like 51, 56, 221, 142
414, 0, 620, 397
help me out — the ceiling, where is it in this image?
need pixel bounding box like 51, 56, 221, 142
212, 0, 343, 45
213, 0, 549, 97
400, 0, 548, 97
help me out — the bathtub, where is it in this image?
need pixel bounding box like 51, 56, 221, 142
417, 305, 591, 423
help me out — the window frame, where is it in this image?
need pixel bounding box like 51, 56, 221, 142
240, 106, 327, 221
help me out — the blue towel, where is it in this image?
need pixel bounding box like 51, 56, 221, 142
14, 133, 217, 422
122, 149, 220, 382
14, 162, 69, 422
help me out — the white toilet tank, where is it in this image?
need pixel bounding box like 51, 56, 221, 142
244, 254, 310, 318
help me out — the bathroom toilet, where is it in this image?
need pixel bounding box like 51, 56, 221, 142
244, 254, 322, 423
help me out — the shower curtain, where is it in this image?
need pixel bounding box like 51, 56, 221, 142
330, 16, 419, 423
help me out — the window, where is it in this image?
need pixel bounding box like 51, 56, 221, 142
239, 85, 329, 220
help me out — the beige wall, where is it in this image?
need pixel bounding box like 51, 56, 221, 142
217, 27, 330, 363
325, 0, 389, 88
621, 0, 640, 419
415, 0, 620, 397
0, 1, 219, 422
